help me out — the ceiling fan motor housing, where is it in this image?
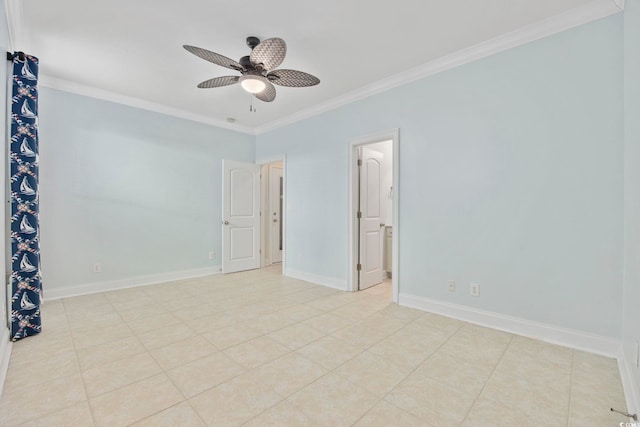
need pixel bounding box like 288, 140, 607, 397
246, 36, 260, 49
239, 55, 253, 70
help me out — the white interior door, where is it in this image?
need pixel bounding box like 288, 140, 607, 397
222, 160, 261, 274
269, 166, 283, 263
358, 147, 384, 289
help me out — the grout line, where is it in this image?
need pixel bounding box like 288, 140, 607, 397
339, 313, 464, 425
4, 267, 618, 426
127, 400, 194, 426
261, 291, 397, 422
185, 399, 209, 426
567, 349, 575, 425
458, 333, 514, 425
65, 294, 99, 427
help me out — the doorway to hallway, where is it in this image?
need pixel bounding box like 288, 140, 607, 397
220, 157, 286, 274
262, 161, 284, 266
349, 129, 399, 302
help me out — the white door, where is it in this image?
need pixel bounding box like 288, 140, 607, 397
358, 147, 384, 289
222, 160, 261, 274
269, 166, 283, 263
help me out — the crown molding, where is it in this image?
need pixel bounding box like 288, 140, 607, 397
613, 0, 626, 10
4, 0, 29, 52
38, 75, 256, 135
254, 0, 623, 134
7, 0, 623, 136
5, 0, 252, 135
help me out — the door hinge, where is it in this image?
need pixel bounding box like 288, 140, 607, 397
357, 211, 362, 219
357, 159, 362, 166
357, 263, 362, 271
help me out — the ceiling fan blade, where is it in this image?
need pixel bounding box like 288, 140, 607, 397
250, 38, 286, 71
254, 80, 276, 102
267, 69, 320, 87
197, 76, 239, 89
183, 45, 243, 72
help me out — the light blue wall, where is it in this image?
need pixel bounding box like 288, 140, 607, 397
257, 15, 624, 338
623, 0, 640, 409
38, 88, 254, 292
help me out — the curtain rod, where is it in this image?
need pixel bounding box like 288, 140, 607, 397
6, 51, 26, 61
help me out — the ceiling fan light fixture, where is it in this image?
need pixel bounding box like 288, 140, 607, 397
185, 37, 319, 103
239, 75, 266, 94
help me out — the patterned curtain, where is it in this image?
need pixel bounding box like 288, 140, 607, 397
9, 52, 42, 341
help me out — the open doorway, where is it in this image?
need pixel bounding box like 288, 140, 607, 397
261, 160, 285, 268
349, 129, 399, 302
220, 157, 285, 275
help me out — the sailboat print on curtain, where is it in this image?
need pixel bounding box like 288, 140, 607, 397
20, 176, 36, 195
20, 138, 36, 157
9, 52, 42, 341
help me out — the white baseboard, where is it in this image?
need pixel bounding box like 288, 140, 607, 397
399, 293, 621, 357
0, 327, 13, 400
619, 348, 640, 418
43, 266, 222, 300
285, 268, 348, 291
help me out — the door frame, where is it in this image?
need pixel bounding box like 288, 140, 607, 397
268, 165, 284, 264
348, 129, 399, 303
258, 155, 287, 272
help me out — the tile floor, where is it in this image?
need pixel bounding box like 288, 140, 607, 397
0, 266, 629, 426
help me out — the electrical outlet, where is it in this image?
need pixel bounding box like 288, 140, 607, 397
92, 262, 101, 273
209, 251, 216, 260
447, 280, 456, 292
470, 282, 480, 297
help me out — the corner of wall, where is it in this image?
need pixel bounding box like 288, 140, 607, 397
623, 0, 640, 417
619, 347, 640, 417
614, 0, 627, 11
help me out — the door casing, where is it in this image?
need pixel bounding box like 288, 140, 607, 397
258, 155, 287, 271
269, 165, 284, 264
348, 129, 399, 302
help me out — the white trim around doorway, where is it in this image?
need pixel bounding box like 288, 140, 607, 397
348, 129, 400, 303
258, 154, 287, 274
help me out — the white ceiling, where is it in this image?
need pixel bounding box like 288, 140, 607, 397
14, 0, 617, 133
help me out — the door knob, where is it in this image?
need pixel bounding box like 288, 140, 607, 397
223, 220, 229, 225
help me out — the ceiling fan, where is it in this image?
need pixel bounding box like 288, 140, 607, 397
183, 36, 320, 103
